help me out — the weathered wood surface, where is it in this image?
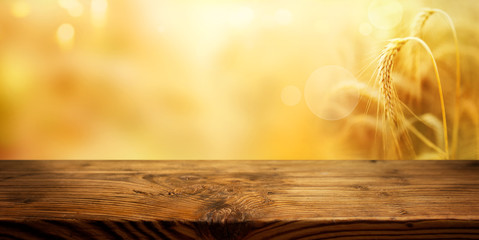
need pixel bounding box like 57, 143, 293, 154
0, 160, 478, 239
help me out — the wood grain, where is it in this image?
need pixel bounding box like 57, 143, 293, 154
0, 160, 478, 239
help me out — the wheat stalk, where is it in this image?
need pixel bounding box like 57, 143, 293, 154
411, 8, 461, 158
399, 101, 447, 158
376, 37, 449, 159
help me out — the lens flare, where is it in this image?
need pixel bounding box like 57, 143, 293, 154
11, 1, 31, 18
56, 23, 75, 49
305, 65, 360, 121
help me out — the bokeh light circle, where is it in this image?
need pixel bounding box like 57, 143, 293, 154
11, 1, 31, 18
304, 65, 360, 120
368, 0, 403, 30
57, 23, 75, 43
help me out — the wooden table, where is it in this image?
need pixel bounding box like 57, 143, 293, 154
0, 160, 478, 239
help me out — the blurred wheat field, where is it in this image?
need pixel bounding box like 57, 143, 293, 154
0, 0, 478, 159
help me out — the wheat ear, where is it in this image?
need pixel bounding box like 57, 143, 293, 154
411, 8, 460, 158
377, 37, 449, 159
411, 9, 435, 37
377, 38, 413, 159
378, 39, 407, 125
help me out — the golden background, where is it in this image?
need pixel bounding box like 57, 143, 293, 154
0, 0, 477, 159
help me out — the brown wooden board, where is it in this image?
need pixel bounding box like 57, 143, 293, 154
0, 160, 478, 239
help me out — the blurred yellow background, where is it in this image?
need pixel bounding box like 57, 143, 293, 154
0, 0, 477, 159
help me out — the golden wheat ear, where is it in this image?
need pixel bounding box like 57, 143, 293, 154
411, 8, 461, 158
409, 9, 435, 103
376, 38, 414, 159
376, 37, 449, 159
411, 9, 436, 37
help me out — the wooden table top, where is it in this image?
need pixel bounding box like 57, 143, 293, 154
0, 160, 478, 239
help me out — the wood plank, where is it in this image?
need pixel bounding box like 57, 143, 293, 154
0, 160, 478, 239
